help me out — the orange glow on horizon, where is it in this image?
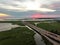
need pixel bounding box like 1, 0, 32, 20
0, 13, 9, 17
0, 13, 10, 19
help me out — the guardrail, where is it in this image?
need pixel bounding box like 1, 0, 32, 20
22, 21, 60, 45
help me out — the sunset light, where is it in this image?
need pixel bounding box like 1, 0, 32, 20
31, 13, 59, 19
0, 13, 9, 17
0, 0, 60, 45
31, 14, 44, 18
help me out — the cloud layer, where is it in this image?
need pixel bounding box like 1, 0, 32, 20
0, 0, 57, 12
0, 0, 60, 19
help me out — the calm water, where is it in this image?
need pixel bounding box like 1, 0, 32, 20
0, 23, 19, 31
0, 23, 46, 45
26, 25, 46, 45
34, 33, 46, 45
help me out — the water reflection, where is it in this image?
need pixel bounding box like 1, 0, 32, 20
0, 23, 46, 45
26, 25, 46, 45
34, 33, 46, 45
0, 23, 19, 31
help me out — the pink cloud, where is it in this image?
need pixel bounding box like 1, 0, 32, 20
31, 13, 60, 19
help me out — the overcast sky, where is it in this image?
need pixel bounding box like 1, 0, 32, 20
0, 0, 60, 19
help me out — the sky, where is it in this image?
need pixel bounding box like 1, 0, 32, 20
0, 0, 60, 19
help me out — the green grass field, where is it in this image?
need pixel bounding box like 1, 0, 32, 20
0, 27, 36, 45
37, 22, 60, 35
0, 21, 36, 45
28, 21, 60, 35
29, 21, 60, 45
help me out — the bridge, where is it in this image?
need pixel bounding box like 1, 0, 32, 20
22, 21, 60, 45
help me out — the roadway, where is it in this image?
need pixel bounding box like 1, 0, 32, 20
22, 21, 60, 45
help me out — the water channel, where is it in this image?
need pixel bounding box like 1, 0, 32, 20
26, 25, 46, 45
0, 23, 46, 45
